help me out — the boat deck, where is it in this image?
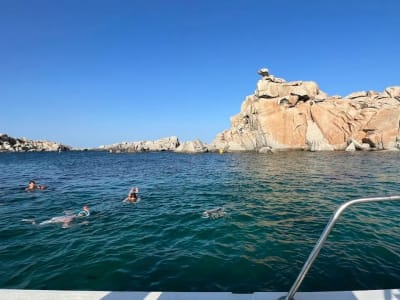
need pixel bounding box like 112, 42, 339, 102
2, 289, 400, 300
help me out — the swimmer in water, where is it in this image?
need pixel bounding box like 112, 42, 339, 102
202, 207, 226, 219
78, 205, 90, 217
124, 187, 139, 203
39, 205, 90, 228
25, 180, 46, 191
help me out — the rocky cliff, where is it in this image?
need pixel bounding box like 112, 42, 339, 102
0, 134, 71, 152
211, 68, 400, 152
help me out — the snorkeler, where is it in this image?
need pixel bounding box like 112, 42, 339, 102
78, 205, 90, 217
124, 187, 139, 203
25, 180, 46, 191
39, 205, 90, 228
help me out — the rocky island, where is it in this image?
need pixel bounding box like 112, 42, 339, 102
99, 136, 180, 153
0, 134, 70, 152
99, 137, 208, 153
211, 68, 400, 152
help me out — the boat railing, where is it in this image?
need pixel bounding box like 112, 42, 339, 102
280, 195, 400, 300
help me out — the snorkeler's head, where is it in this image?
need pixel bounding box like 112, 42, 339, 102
83, 205, 89, 211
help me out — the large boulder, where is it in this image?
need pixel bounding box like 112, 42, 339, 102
384, 86, 400, 99
174, 139, 208, 153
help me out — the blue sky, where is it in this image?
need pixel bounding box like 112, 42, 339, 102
1, 0, 399, 148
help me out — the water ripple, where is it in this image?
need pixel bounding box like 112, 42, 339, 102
1, 151, 400, 292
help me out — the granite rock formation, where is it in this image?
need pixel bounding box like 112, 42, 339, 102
99, 136, 180, 153
174, 139, 208, 153
212, 68, 400, 152
0, 134, 70, 152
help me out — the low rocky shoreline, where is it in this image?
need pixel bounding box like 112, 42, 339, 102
0, 134, 209, 153
98, 136, 209, 154
0, 134, 71, 152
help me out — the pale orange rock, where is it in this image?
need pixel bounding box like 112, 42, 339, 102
212, 68, 400, 152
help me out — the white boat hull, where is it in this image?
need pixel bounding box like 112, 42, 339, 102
1, 289, 400, 300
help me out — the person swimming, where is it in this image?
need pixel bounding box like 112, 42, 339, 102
124, 187, 139, 203
25, 180, 46, 191
39, 205, 90, 228
78, 205, 90, 217
202, 207, 226, 219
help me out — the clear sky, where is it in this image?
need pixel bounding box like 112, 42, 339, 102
1, 0, 399, 148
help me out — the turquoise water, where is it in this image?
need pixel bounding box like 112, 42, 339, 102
1, 151, 400, 292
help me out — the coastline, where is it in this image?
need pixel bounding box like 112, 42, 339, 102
2, 70, 400, 154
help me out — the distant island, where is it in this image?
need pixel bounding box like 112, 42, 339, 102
0, 133, 70, 152
2, 68, 400, 153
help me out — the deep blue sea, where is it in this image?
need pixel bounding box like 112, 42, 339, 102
1, 151, 400, 292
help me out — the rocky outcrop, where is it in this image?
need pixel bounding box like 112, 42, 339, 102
174, 139, 208, 153
0, 134, 70, 152
99, 136, 180, 153
211, 68, 400, 152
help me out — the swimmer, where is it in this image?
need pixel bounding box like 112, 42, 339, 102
39, 205, 90, 228
78, 205, 90, 217
202, 207, 226, 219
39, 215, 76, 228
25, 180, 46, 191
124, 187, 139, 203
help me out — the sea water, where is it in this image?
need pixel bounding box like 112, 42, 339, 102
1, 151, 400, 292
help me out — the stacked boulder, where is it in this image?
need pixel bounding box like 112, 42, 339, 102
212, 68, 400, 152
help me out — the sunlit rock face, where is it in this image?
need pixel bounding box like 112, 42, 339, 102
174, 139, 208, 153
99, 136, 180, 153
0, 134, 70, 152
212, 68, 400, 152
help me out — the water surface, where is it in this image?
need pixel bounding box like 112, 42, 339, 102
1, 151, 400, 292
